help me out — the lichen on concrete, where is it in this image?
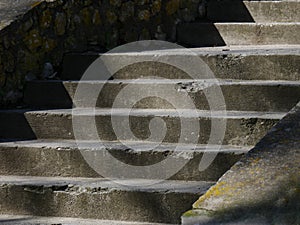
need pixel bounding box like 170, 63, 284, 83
183, 102, 300, 225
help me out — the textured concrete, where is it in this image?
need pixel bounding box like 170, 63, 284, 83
0, 214, 175, 225
0, 176, 213, 224
22, 109, 283, 146
24, 79, 300, 112
0, 140, 249, 181
182, 102, 300, 225
1, 1, 299, 224
61, 46, 300, 81
177, 23, 300, 46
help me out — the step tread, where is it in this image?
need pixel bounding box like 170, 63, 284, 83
30, 79, 300, 86
0, 175, 214, 194
64, 45, 300, 56
177, 23, 299, 46
213, 22, 300, 25
0, 139, 251, 153
25, 108, 286, 119
0, 215, 175, 225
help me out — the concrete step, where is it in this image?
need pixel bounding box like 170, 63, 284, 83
0, 214, 175, 225
207, 0, 300, 23
0, 140, 249, 181
61, 45, 300, 81
22, 108, 284, 146
177, 23, 300, 47
0, 175, 214, 224
24, 79, 300, 112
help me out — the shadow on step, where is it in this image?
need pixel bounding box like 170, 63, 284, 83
177, 23, 226, 47
0, 110, 36, 142
24, 81, 73, 109
0, 217, 33, 223
177, 0, 254, 47
207, 0, 255, 22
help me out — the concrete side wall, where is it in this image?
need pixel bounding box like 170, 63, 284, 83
0, 0, 203, 108
182, 101, 300, 225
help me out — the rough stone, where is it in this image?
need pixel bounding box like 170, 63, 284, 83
0, 176, 212, 224
40, 9, 52, 29
151, 0, 161, 15
92, 9, 101, 25
21, 18, 33, 32
54, 12, 67, 35
119, 1, 135, 22
3, 51, 15, 73
106, 10, 117, 24
138, 10, 151, 21
110, 0, 122, 7
24, 29, 43, 52
79, 7, 92, 26
166, 0, 180, 16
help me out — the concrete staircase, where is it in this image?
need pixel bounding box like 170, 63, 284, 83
0, 1, 300, 224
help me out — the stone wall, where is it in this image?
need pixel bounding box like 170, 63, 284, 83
0, 0, 204, 108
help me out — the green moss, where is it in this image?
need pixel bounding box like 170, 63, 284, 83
183, 209, 215, 217
193, 181, 241, 208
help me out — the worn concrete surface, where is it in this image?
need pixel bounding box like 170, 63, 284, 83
22, 108, 283, 146
182, 102, 300, 225
61, 45, 300, 81
24, 79, 300, 111
0, 214, 176, 225
0, 140, 249, 181
0, 176, 213, 224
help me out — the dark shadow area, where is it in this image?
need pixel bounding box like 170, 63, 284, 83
177, 0, 255, 47
24, 80, 73, 109
60, 53, 100, 81
0, 143, 100, 177
207, 0, 255, 22
0, 109, 36, 142
177, 22, 226, 47
0, 217, 34, 224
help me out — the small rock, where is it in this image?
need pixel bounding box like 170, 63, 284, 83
198, 0, 207, 19
42, 62, 57, 79
171, 18, 181, 41
155, 25, 166, 41
25, 73, 37, 81
4, 90, 22, 104
55, 12, 67, 36
181, 8, 195, 22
